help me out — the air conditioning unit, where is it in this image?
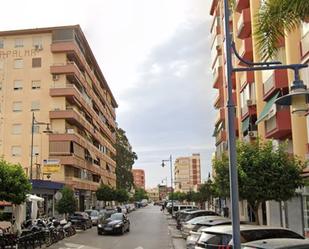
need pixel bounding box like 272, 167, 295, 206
246, 99, 256, 106
248, 131, 258, 138
67, 129, 74, 134
53, 74, 59, 81
34, 44, 43, 50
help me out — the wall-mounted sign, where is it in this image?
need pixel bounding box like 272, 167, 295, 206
43, 159, 60, 173
0, 49, 41, 59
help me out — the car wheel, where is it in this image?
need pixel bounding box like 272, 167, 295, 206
121, 227, 125, 235
83, 225, 86, 231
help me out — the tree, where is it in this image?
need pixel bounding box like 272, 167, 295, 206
96, 184, 115, 202
134, 188, 148, 201
255, 0, 309, 60
0, 159, 31, 205
115, 128, 138, 191
213, 140, 305, 224
114, 189, 129, 203
195, 180, 215, 207
56, 186, 76, 216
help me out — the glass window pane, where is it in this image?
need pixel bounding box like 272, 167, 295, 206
14, 59, 23, 69
15, 39, 23, 48
32, 58, 41, 68
31, 101, 40, 111
12, 101, 22, 112
32, 80, 41, 89
13, 80, 23, 90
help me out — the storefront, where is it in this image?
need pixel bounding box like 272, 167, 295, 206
30, 179, 64, 217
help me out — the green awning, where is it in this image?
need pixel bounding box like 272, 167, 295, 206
255, 92, 280, 125
242, 117, 250, 133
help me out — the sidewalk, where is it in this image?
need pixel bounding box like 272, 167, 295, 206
164, 211, 186, 249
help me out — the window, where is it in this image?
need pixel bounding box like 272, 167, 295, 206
32, 124, 40, 134
13, 80, 23, 90
14, 59, 23, 69
31, 101, 40, 111
11, 146, 21, 157
32, 58, 41, 68
31, 80, 41, 90
32, 37, 42, 47
0, 40, 3, 49
12, 101, 22, 112
15, 39, 23, 48
12, 124, 22, 134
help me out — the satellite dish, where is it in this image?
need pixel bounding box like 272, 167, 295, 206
55, 191, 62, 201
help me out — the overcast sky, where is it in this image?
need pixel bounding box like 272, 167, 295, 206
1, 0, 215, 188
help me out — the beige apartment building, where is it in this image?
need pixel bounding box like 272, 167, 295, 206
146, 187, 160, 202
174, 153, 201, 193
210, 0, 309, 236
0, 25, 117, 210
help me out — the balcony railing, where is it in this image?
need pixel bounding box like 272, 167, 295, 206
265, 106, 291, 139
237, 8, 251, 39
263, 69, 288, 100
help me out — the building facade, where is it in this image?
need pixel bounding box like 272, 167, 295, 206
132, 169, 145, 189
0, 25, 117, 211
174, 153, 201, 193
146, 187, 160, 202
210, 0, 309, 236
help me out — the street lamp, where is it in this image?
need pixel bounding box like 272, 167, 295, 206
161, 155, 173, 216
222, 0, 308, 248
30, 112, 53, 181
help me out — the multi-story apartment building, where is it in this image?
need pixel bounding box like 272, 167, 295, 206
146, 187, 160, 202
0, 25, 117, 210
174, 153, 201, 193
132, 169, 145, 189
210, 0, 309, 236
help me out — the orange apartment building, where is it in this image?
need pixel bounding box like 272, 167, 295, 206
0, 25, 118, 210
210, 0, 309, 236
132, 169, 145, 189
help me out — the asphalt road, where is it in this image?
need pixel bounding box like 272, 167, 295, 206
49, 205, 173, 249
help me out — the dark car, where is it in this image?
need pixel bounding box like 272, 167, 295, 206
68, 212, 92, 230
177, 210, 219, 230
97, 213, 130, 235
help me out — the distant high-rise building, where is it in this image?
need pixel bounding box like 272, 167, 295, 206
132, 169, 145, 189
174, 153, 201, 193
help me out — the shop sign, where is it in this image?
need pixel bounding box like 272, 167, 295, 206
43, 159, 60, 173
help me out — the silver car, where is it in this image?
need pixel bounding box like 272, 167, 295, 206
242, 238, 309, 249
195, 225, 304, 248
85, 210, 101, 226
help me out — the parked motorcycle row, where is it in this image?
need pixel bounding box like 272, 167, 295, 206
0, 217, 77, 249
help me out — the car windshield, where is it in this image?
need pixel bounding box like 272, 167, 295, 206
110, 213, 123, 220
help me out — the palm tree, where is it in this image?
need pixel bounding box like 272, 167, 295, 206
254, 0, 309, 60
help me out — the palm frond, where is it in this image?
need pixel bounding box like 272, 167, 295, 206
254, 0, 309, 61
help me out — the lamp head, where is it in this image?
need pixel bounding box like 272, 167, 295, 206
161, 161, 165, 167
275, 79, 309, 116
43, 124, 53, 134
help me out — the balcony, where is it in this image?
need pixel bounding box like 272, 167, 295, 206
51, 62, 86, 85
214, 89, 224, 109
49, 132, 116, 165
213, 66, 223, 89
265, 106, 292, 139
51, 41, 117, 119
263, 69, 289, 100
241, 99, 257, 120
50, 108, 115, 144
50, 84, 116, 143
216, 130, 227, 146
215, 108, 225, 125
301, 31, 309, 59
235, 0, 249, 13
238, 37, 253, 66
237, 8, 251, 39
210, 0, 219, 15
65, 177, 100, 191
240, 71, 254, 91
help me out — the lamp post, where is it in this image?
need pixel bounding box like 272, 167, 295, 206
223, 0, 308, 248
161, 155, 173, 216
30, 112, 53, 181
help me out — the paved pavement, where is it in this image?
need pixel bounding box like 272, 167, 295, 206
49, 205, 185, 249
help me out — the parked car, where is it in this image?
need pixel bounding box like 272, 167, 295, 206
175, 208, 198, 220
195, 225, 304, 249
242, 238, 309, 249
177, 210, 219, 230
68, 212, 92, 230
171, 205, 197, 217
182, 216, 229, 239
97, 212, 130, 235
85, 209, 101, 226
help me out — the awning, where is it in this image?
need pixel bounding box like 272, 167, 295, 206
26, 194, 44, 202
242, 117, 250, 133
256, 92, 280, 124
30, 179, 64, 190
